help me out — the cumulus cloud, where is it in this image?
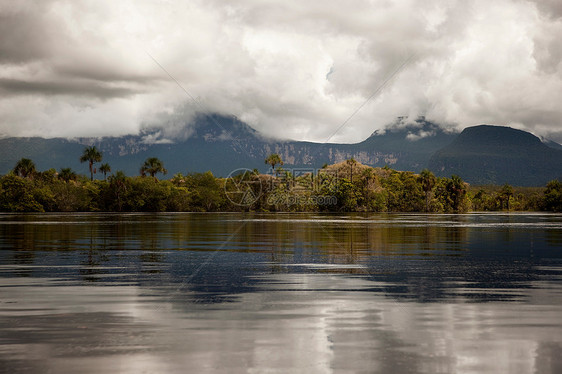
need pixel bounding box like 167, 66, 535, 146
0, 0, 561, 142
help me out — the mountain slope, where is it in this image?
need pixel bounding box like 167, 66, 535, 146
0, 116, 457, 177
428, 125, 562, 186
357, 117, 457, 170
2, 118, 560, 186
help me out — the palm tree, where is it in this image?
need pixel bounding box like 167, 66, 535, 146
499, 184, 514, 210
140, 157, 167, 179
361, 168, 376, 208
99, 163, 111, 180
59, 168, 77, 182
418, 169, 436, 212
447, 175, 467, 212
109, 171, 128, 211
265, 154, 283, 173
13, 158, 36, 178
361, 168, 375, 189
346, 158, 357, 183
80, 146, 103, 181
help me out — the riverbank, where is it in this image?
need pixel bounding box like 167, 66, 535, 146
2, 161, 560, 213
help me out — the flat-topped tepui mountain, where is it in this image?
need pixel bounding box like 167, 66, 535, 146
0, 116, 458, 177
429, 125, 562, 186
1, 117, 561, 186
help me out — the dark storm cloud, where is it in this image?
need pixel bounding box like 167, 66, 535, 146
0, 78, 142, 99
531, 0, 562, 19
55, 64, 162, 84
0, 6, 59, 63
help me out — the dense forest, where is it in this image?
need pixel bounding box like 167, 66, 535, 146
1, 148, 561, 213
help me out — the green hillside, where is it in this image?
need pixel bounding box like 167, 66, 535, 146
429, 125, 562, 186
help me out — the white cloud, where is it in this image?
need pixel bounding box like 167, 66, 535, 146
0, 0, 561, 142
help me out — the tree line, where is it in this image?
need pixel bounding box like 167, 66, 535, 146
1, 151, 561, 213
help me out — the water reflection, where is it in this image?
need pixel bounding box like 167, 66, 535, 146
0, 213, 561, 373
1, 213, 557, 302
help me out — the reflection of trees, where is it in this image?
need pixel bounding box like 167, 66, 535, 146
80, 221, 109, 282
79, 250, 108, 282
177, 213, 472, 266
140, 252, 165, 274
157, 213, 471, 278
278, 215, 469, 263
546, 228, 562, 247
0, 213, 559, 303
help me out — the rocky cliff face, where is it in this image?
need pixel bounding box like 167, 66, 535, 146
0, 116, 457, 176
4, 116, 560, 185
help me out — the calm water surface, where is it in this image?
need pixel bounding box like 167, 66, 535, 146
0, 213, 561, 373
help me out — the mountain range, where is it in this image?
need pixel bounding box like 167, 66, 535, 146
429, 125, 562, 186
1, 115, 561, 186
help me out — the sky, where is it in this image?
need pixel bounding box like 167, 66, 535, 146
1, 0, 561, 143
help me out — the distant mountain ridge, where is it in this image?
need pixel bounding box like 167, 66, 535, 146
429, 125, 562, 186
1, 117, 561, 186
0, 116, 459, 177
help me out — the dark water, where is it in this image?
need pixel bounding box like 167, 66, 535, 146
1, 213, 561, 373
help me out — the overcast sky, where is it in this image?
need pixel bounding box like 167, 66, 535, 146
1, 0, 561, 143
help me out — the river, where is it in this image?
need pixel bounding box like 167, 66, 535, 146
1, 213, 561, 373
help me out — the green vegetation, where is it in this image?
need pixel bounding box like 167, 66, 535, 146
538, 180, 562, 212
13, 158, 36, 179
99, 163, 111, 180
58, 168, 77, 182
140, 157, 167, 179
79, 146, 103, 181
419, 169, 436, 212
0, 154, 560, 213
265, 153, 283, 172
468, 184, 545, 211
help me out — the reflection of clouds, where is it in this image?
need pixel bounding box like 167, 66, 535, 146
147, 274, 562, 374
122, 274, 562, 373
2, 273, 562, 373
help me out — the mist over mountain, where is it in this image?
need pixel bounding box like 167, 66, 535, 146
1, 116, 561, 186
0, 116, 457, 177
